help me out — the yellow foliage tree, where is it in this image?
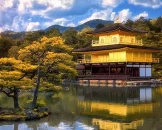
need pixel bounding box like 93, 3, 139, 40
0, 58, 37, 108
18, 36, 77, 108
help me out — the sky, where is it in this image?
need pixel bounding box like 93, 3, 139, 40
0, 0, 162, 32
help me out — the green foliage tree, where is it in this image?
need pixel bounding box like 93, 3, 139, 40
0, 37, 12, 58
18, 36, 77, 108
124, 17, 162, 77
132, 17, 150, 31
125, 19, 134, 28
80, 27, 94, 34
142, 32, 162, 77
156, 17, 162, 32
8, 46, 20, 58
63, 28, 78, 47
0, 58, 36, 108
24, 30, 45, 44
46, 28, 62, 38
96, 23, 105, 29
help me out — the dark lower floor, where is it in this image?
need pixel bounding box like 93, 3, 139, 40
76, 63, 152, 80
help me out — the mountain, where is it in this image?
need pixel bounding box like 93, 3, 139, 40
0, 31, 26, 40
75, 19, 112, 31
0, 19, 113, 40
44, 25, 71, 33
45, 19, 113, 32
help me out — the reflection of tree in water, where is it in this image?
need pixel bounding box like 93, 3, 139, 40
0, 87, 94, 130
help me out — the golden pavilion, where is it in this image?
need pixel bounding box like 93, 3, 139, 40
73, 21, 161, 83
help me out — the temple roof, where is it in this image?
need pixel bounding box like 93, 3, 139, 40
87, 23, 148, 34
73, 44, 161, 53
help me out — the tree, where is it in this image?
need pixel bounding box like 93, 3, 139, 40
0, 58, 36, 108
125, 19, 134, 28
8, 46, 20, 58
132, 17, 150, 31
0, 37, 12, 57
63, 28, 78, 47
24, 30, 45, 44
76, 30, 97, 49
80, 27, 94, 34
156, 17, 162, 32
18, 36, 77, 108
142, 32, 162, 77
46, 28, 62, 38
96, 23, 105, 29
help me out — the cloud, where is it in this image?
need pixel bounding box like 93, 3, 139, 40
110, 12, 116, 21
0, 0, 161, 32
18, 0, 33, 13
67, 22, 76, 27
43, 18, 69, 28
128, 0, 162, 8
0, 27, 3, 33
102, 0, 123, 8
37, 0, 75, 10
0, 0, 14, 11
133, 11, 149, 20
118, 9, 132, 22
0, 15, 41, 32
0, 0, 76, 32
26, 22, 40, 31
78, 9, 112, 24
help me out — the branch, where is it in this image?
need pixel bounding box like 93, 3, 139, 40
0, 87, 14, 98
30, 70, 37, 79
39, 50, 46, 58
18, 72, 27, 80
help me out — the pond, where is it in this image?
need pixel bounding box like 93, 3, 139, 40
0, 85, 162, 130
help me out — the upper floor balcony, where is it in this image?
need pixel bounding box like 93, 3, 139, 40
92, 39, 143, 46
77, 58, 160, 64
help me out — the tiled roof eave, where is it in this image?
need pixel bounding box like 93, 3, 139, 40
73, 44, 161, 53
92, 28, 147, 35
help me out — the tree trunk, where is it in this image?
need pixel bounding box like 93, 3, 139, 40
32, 57, 41, 109
13, 87, 20, 108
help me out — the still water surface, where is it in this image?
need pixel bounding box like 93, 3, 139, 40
0, 85, 162, 130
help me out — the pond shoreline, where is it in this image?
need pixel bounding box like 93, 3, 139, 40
0, 107, 51, 121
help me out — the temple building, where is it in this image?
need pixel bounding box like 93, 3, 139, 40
73, 21, 161, 84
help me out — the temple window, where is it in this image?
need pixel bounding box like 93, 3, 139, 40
113, 37, 117, 43
131, 38, 134, 43
120, 37, 123, 42
101, 38, 104, 43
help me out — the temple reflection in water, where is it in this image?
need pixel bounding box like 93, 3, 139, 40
76, 86, 162, 130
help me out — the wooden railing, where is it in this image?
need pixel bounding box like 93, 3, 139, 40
92, 39, 143, 46
77, 58, 160, 63
78, 75, 129, 80
152, 58, 160, 63
77, 59, 91, 63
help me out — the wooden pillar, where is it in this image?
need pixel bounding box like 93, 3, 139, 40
91, 64, 92, 75
125, 63, 127, 75
109, 64, 110, 75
